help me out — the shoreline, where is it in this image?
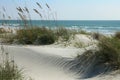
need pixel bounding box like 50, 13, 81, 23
0, 20, 120, 35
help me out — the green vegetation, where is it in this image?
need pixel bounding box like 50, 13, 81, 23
2, 27, 90, 45
77, 34, 120, 71
74, 42, 85, 48
78, 30, 90, 35
0, 47, 24, 80
15, 27, 56, 45
92, 32, 101, 40
97, 36, 120, 69
0, 28, 7, 34
0, 45, 33, 80
115, 32, 120, 39
54, 27, 71, 41
0, 56, 24, 80
13, 27, 77, 45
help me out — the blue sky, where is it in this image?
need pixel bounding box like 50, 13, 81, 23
0, 0, 120, 20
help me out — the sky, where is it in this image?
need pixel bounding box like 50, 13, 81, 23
0, 0, 120, 20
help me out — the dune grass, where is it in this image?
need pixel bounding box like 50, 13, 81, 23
77, 33, 120, 71
14, 27, 56, 45
2, 27, 85, 45
54, 27, 71, 41
0, 46, 25, 80
115, 32, 120, 39
92, 32, 101, 40
0, 57, 24, 80
0, 44, 34, 80
0, 28, 7, 34
0, 26, 93, 45
13, 27, 77, 45
97, 36, 120, 69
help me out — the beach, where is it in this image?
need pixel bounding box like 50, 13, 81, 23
2, 43, 120, 80
4, 45, 78, 80
1, 0, 120, 79
0, 31, 119, 80
0, 20, 120, 80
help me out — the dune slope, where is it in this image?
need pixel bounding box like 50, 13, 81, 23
4, 46, 79, 80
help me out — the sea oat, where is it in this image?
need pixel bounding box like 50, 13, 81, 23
46, 3, 51, 10
24, 7, 29, 13
36, 2, 43, 9
16, 7, 23, 13
33, 9, 42, 18
18, 12, 24, 20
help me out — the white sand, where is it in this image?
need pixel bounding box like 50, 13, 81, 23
3, 45, 120, 80
3, 45, 80, 80
0, 34, 120, 80
24, 45, 82, 58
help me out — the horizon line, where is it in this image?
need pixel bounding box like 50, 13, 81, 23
1, 19, 120, 21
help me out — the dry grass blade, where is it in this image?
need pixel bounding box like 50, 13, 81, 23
16, 7, 23, 13
24, 7, 29, 13
36, 2, 42, 9
46, 3, 51, 10
33, 9, 42, 18
18, 12, 24, 20
33, 9, 39, 14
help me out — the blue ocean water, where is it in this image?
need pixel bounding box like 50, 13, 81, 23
0, 20, 120, 34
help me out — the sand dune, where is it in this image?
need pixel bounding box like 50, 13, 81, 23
3, 45, 80, 80
2, 45, 120, 80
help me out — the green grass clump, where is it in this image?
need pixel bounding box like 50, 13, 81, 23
92, 32, 101, 40
0, 28, 6, 34
0, 53, 24, 80
78, 30, 90, 35
76, 36, 120, 71
35, 33, 55, 45
54, 27, 71, 41
115, 32, 120, 39
15, 27, 56, 45
74, 42, 85, 48
97, 37, 120, 69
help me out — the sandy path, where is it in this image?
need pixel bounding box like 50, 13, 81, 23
3, 45, 80, 80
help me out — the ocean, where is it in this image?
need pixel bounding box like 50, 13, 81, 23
0, 20, 120, 34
